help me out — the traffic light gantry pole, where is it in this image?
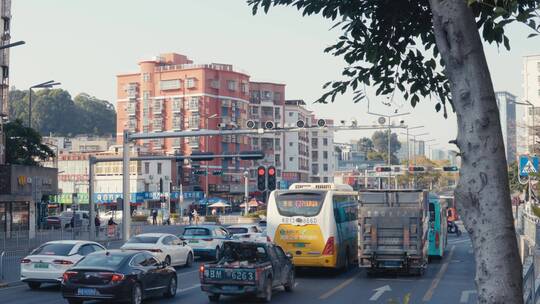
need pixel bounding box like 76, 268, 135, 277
118, 124, 409, 241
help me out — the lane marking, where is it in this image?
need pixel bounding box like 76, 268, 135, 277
460, 290, 477, 303
179, 283, 201, 293
375, 278, 423, 282
318, 276, 356, 299
369, 285, 391, 301
422, 245, 456, 302
448, 239, 470, 245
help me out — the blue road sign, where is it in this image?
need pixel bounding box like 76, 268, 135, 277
519, 155, 539, 177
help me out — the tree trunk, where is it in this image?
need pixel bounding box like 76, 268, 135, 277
428, 1, 523, 303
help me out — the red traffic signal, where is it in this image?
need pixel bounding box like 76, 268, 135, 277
267, 166, 276, 191
375, 166, 392, 172
258, 167, 266, 176
268, 167, 276, 176
257, 166, 266, 191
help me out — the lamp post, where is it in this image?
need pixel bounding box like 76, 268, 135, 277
29, 80, 61, 128
403, 126, 424, 168
401, 132, 428, 188
243, 171, 249, 216
204, 114, 220, 199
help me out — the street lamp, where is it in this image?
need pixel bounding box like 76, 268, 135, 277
0, 40, 25, 50
29, 80, 61, 128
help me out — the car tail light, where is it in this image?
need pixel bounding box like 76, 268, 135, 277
256, 267, 263, 281
148, 249, 162, 253
199, 265, 205, 280
435, 232, 440, 249
20, 258, 31, 264
202, 238, 213, 242
62, 271, 78, 282
53, 259, 74, 265
322, 237, 335, 255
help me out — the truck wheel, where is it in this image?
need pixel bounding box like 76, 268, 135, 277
284, 271, 295, 292
208, 294, 220, 302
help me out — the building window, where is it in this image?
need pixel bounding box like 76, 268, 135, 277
312, 151, 318, 159
289, 112, 293, 117
274, 92, 281, 101
189, 114, 200, 129
227, 80, 237, 91
251, 107, 258, 114
323, 164, 328, 171
189, 97, 199, 111
211, 79, 220, 89
289, 157, 293, 161
252, 138, 259, 146
160, 79, 181, 90
143, 91, 150, 100
241, 82, 249, 93
289, 142, 293, 147
143, 73, 151, 82
157, 163, 162, 174
323, 151, 328, 159
186, 77, 197, 89
323, 138, 328, 146
144, 162, 150, 174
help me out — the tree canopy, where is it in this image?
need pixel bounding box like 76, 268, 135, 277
5, 119, 55, 166
9, 89, 116, 136
248, 0, 540, 115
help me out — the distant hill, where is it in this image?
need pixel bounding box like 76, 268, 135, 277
9, 89, 116, 137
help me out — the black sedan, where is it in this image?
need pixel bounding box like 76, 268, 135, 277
61, 250, 177, 304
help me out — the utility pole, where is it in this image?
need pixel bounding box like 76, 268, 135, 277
244, 171, 249, 216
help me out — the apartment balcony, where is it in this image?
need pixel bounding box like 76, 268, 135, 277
126, 104, 136, 116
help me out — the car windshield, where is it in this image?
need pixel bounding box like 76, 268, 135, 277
60, 211, 73, 217
77, 254, 126, 268
32, 243, 75, 256
183, 228, 210, 236
228, 227, 248, 235
126, 236, 160, 244
275, 192, 325, 217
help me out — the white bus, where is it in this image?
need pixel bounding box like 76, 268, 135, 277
266, 183, 358, 269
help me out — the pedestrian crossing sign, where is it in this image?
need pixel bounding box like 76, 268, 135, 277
519, 155, 539, 177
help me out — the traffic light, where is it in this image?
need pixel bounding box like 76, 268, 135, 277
267, 166, 276, 191
408, 166, 426, 172
257, 166, 266, 191
443, 166, 459, 172
375, 166, 392, 173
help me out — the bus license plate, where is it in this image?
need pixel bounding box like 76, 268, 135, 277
294, 243, 306, 248
77, 288, 97, 296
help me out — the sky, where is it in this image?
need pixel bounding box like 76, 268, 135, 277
9, 0, 540, 151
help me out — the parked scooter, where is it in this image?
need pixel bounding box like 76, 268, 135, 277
447, 220, 462, 237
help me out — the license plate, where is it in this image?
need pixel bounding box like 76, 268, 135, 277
189, 240, 199, 243
384, 261, 402, 267
34, 263, 49, 269
77, 288, 97, 296
294, 243, 306, 248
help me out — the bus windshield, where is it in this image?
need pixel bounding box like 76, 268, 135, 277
275, 192, 325, 217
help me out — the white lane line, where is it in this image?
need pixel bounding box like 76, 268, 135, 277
448, 239, 470, 245
319, 276, 356, 299
422, 245, 456, 302
179, 283, 201, 293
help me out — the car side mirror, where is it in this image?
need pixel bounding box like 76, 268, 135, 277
286, 253, 293, 260
182, 241, 187, 246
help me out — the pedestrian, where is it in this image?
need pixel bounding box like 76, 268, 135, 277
151, 208, 158, 225
107, 217, 118, 239
211, 208, 217, 216
94, 214, 101, 238
188, 209, 194, 225
192, 209, 199, 225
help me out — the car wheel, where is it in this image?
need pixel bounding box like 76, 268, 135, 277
185, 252, 193, 268
208, 294, 220, 302
27, 282, 41, 290
164, 255, 171, 266
130, 283, 143, 304
164, 276, 177, 298
67, 299, 83, 304
284, 271, 295, 292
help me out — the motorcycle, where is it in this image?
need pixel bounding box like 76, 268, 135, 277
447, 220, 462, 237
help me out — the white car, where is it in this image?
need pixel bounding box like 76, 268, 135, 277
227, 224, 269, 242
20, 240, 106, 289
120, 233, 194, 267
99, 210, 123, 223
180, 225, 231, 259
